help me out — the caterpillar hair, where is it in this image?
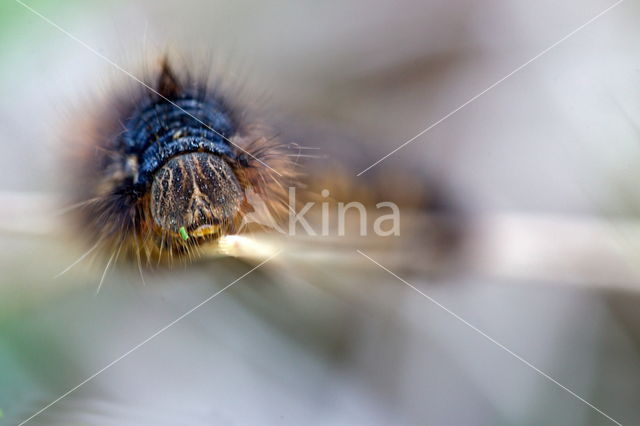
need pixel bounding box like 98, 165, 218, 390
66, 56, 298, 267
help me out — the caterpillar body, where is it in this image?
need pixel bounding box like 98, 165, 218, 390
70, 59, 295, 266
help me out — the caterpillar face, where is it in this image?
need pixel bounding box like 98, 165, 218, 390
70, 58, 296, 266
149, 152, 244, 239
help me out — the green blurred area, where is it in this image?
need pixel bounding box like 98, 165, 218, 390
0, 0, 116, 42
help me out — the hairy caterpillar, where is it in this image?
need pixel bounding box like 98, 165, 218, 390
68, 57, 297, 267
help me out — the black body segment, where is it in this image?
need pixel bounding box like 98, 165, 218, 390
122, 96, 238, 188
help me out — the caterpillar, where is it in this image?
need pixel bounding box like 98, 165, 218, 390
68, 57, 297, 267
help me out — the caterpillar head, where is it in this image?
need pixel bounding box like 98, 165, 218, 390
150, 152, 244, 241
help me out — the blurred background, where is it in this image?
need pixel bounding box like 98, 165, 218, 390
1, 0, 640, 424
